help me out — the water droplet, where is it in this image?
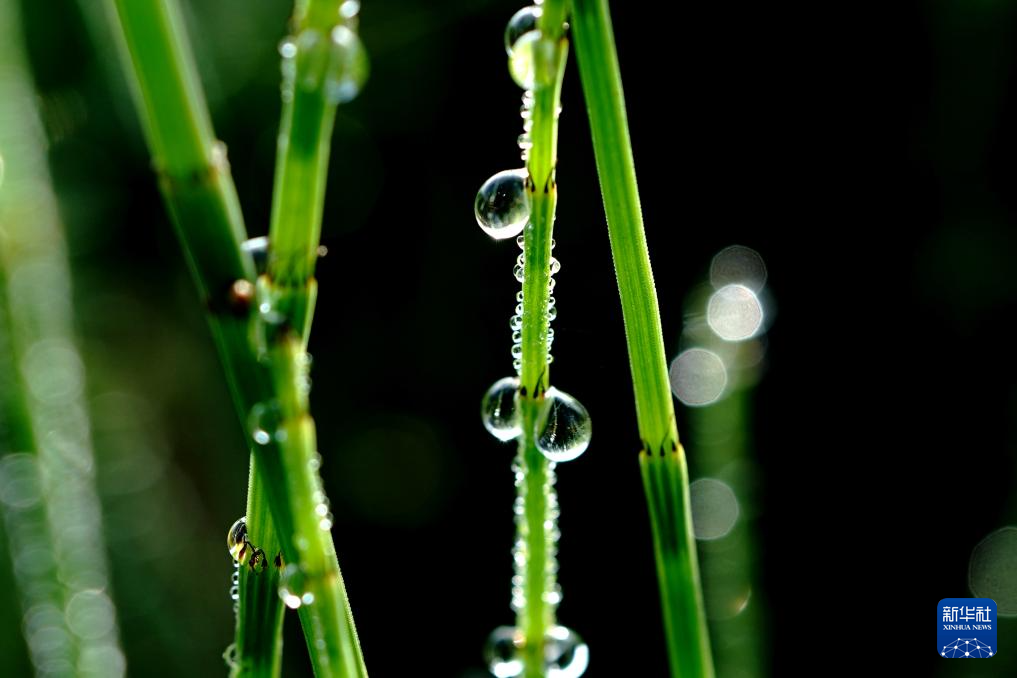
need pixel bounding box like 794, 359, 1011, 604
279, 38, 297, 59
508, 30, 543, 90
669, 348, 727, 406
707, 284, 763, 341
279, 564, 316, 609
544, 625, 590, 678
475, 169, 530, 240
513, 359, 522, 373
547, 306, 557, 321
969, 526, 1017, 615
339, 0, 361, 21
510, 315, 523, 331
248, 401, 283, 446
516, 235, 526, 249
549, 257, 561, 275
536, 388, 592, 462
485, 626, 525, 678
690, 478, 740, 540
710, 244, 767, 292
483, 625, 589, 678
326, 25, 369, 104
505, 6, 543, 55
227, 517, 249, 564
518, 134, 533, 150
482, 377, 522, 442
296, 29, 329, 91
511, 344, 523, 358
513, 265, 526, 282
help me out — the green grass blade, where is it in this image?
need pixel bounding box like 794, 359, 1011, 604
570, 1, 714, 675
260, 1, 369, 674
0, 3, 125, 672
102, 1, 287, 674
507, 3, 571, 676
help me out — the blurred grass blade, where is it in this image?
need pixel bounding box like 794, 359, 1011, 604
570, 1, 714, 675
100, 0, 284, 674
104, 0, 369, 675
0, 2, 126, 674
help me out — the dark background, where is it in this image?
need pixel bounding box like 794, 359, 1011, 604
2, 0, 1016, 675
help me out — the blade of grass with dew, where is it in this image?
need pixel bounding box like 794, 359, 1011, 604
510, 2, 571, 676
104, 0, 369, 674
261, 2, 368, 675
101, 2, 286, 674
570, 1, 714, 675
0, 3, 126, 673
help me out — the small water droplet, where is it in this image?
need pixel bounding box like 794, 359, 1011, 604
536, 388, 591, 462
338, 0, 361, 20
513, 359, 522, 373
227, 517, 249, 564
518, 134, 533, 150
510, 315, 523, 331
475, 169, 530, 240
326, 25, 369, 104
248, 401, 283, 446
547, 306, 557, 321
512, 330, 522, 344
279, 38, 297, 59
511, 344, 523, 358
485, 626, 525, 678
279, 564, 316, 609
513, 265, 526, 282
505, 6, 543, 55
482, 377, 522, 442
516, 235, 526, 249
549, 257, 561, 275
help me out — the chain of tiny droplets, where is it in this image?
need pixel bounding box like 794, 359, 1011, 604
509, 86, 563, 617
510, 90, 558, 375
511, 458, 563, 615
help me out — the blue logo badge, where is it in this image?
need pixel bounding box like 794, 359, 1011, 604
938, 598, 996, 658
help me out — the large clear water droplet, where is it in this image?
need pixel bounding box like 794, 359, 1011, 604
545, 625, 590, 678
227, 517, 249, 564
535, 388, 591, 462
482, 377, 522, 442
508, 30, 542, 90
475, 169, 530, 239
326, 25, 369, 104
485, 626, 524, 678
279, 564, 315, 609
505, 6, 542, 55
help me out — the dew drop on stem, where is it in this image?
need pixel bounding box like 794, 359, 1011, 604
279, 564, 316, 609
475, 169, 530, 240
505, 6, 542, 56
535, 388, 591, 463
482, 376, 522, 442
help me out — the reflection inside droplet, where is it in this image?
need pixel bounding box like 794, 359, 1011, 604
669, 348, 727, 406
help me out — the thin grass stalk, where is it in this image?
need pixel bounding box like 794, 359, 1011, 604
570, 1, 714, 675
259, 1, 368, 674
512, 2, 570, 676
0, 3, 125, 672
101, 1, 363, 675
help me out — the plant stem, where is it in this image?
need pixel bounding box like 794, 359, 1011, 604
570, 1, 714, 675
513, 3, 569, 676
260, 2, 367, 675
0, 2, 125, 671
103, 1, 363, 675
